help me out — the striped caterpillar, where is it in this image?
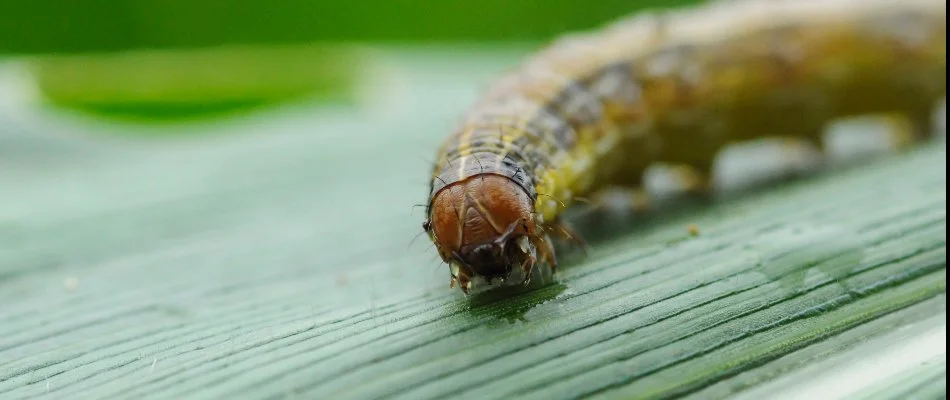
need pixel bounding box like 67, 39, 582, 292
422, 0, 947, 294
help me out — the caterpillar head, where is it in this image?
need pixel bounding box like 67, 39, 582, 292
423, 174, 553, 294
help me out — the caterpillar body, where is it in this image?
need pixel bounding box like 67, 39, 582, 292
422, 0, 947, 294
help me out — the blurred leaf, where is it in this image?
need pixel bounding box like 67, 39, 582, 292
23, 44, 376, 122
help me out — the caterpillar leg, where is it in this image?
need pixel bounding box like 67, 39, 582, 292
624, 188, 652, 214
906, 108, 940, 143
548, 218, 590, 257
874, 112, 929, 150
779, 133, 827, 172
583, 166, 652, 215
526, 234, 558, 284
666, 163, 714, 196
587, 186, 652, 214
824, 111, 935, 154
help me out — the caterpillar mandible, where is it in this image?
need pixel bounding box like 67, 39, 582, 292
422, 0, 947, 294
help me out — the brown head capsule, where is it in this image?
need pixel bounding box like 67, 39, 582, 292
423, 173, 556, 294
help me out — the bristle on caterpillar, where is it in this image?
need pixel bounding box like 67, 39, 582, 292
423, 0, 947, 295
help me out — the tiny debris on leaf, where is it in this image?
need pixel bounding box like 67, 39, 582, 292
687, 224, 701, 237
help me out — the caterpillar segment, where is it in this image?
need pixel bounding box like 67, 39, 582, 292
423, 0, 947, 295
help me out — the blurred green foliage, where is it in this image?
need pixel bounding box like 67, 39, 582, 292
25, 44, 372, 122
1, 0, 699, 54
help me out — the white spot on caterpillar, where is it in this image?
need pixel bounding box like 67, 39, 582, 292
645, 50, 682, 77
681, 63, 703, 87
590, 65, 642, 104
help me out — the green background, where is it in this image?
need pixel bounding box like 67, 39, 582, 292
2, 0, 696, 55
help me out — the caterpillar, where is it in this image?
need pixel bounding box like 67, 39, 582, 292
421, 0, 947, 294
